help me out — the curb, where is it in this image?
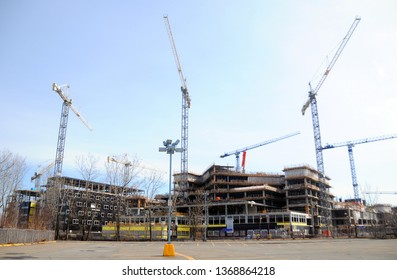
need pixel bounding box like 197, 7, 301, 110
0, 240, 56, 247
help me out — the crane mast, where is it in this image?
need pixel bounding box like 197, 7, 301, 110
52, 83, 92, 176
220, 131, 300, 172
164, 15, 191, 199
322, 133, 397, 201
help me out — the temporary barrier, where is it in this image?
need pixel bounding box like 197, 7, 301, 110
0, 228, 55, 244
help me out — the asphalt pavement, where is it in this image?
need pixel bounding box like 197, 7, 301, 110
0, 238, 396, 260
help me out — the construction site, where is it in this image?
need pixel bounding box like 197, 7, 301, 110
3, 162, 396, 242
1, 15, 397, 244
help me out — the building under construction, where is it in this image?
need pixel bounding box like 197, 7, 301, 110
5, 164, 396, 240
4, 176, 147, 240
169, 164, 334, 237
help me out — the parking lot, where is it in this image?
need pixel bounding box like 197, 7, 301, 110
1, 238, 397, 260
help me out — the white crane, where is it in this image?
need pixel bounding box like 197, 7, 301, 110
301, 16, 361, 179
220, 131, 300, 172
107, 155, 130, 164
31, 161, 55, 192
322, 133, 397, 201
52, 83, 92, 176
300, 17, 360, 230
363, 191, 397, 195
163, 15, 191, 197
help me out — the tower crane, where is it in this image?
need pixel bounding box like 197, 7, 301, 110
322, 133, 397, 201
301, 16, 360, 231
108, 156, 165, 177
301, 16, 360, 179
220, 131, 300, 172
52, 83, 92, 177
107, 155, 134, 192
107, 155, 132, 174
164, 15, 191, 197
31, 161, 55, 192
107, 155, 131, 165
363, 191, 397, 195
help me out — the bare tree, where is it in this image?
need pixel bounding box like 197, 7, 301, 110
105, 154, 141, 241
2, 194, 19, 228
140, 170, 164, 240
188, 189, 206, 241
0, 149, 27, 227
75, 154, 101, 240
44, 176, 69, 239
141, 170, 164, 201
75, 154, 101, 182
36, 185, 57, 231
29, 161, 54, 230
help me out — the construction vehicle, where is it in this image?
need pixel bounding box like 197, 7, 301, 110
52, 83, 92, 176
322, 133, 397, 201
220, 131, 300, 172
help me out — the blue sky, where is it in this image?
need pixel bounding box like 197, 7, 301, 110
1, 0, 397, 206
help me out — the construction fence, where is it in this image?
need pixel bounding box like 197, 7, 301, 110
332, 225, 397, 238
0, 228, 55, 244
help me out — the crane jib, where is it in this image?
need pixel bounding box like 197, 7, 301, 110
301, 16, 361, 115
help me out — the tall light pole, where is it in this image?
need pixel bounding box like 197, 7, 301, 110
159, 139, 183, 256
203, 191, 208, 241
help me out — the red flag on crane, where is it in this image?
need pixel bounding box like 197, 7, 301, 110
242, 151, 247, 171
